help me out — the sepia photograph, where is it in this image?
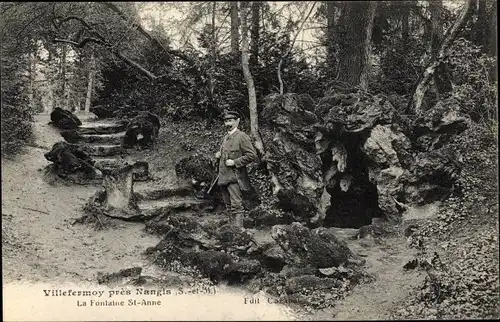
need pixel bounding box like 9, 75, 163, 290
1, 1, 498, 321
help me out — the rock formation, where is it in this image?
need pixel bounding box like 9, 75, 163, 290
49, 107, 82, 129
259, 91, 468, 227
122, 111, 161, 149
44, 141, 102, 180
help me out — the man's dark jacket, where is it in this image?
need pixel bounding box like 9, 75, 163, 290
217, 129, 257, 190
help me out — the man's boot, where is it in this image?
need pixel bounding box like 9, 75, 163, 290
234, 209, 244, 228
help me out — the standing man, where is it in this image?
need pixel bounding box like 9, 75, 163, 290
215, 110, 258, 228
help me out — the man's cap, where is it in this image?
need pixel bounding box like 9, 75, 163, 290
222, 110, 241, 120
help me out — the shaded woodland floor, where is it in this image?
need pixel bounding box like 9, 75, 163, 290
2, 113, 498, 320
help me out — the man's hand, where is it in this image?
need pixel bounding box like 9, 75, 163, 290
225, 159, 235, 167
215, 151, 221, 159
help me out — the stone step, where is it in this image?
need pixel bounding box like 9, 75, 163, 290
139, 198, 213, 220
327, 227, 359, 241
93, 159, 150, 181
134, 185, 194, 200
82, 144, 126, 157
80, 132, 126, 145
134, 177, 180, 191
78, 120, 129, 135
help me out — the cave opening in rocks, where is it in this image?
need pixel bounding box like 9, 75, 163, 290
322, 139, 385, 229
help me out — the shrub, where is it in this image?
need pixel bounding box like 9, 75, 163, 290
446, 38, 498, 129
1, 56, 35, 155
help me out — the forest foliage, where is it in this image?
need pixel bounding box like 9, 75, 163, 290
0, 1, 497, 155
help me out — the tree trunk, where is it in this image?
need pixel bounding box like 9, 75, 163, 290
84, 51, 95, 113
326, 1, 336, 39
431, 0, 454, 97
359, 2, 376, 90
489, 0, 497, 57
28, 51, 36, 112
102, 166, 138, 220
209, 1, 217, 97
408, 0, 476, 113
60, 45, 69, 110
48, 49, 56, 113
429, 0, 443, 57
212, 2, 217, 59
240, 1, 264, 157
474, 0, 486, 48
326, 1, 337, 77
474, 0, 495, 56
250, 1, 260, 66
241, 1, 282, 195
335, 1, 377, 89
230, 1, 240, 61
402, 4, 409, 43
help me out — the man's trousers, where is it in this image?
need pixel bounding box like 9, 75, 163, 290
220, 183, 244, 227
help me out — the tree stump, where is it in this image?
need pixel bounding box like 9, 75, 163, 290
102, 165, 139, 219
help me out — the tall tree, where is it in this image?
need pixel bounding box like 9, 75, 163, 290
409, 0, 476, 113
429, 0, 443, 56
250, 1, 260, 66
325, 1, 337, 78
473, 0, 496, 56
60, 45, 69, 109
429, 0, 453, 97
209, 1, 217, 97
27, 48, 37, 112
401, 2, 410, 43
241, 1, 282, 195
84, 49, 95, 113
325, 1, 336, 53
240, 1, 264, 156
335, 1, 377, 89
230, 1, 240, 61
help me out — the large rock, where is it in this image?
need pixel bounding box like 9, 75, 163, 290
50, 107, 82, 129
412, 98, 468, 151
261, 94, 326, 224
122, 111, 161, 149
359, 103, 466, 221
246, 205, 281, 228
145, 212, 199, 235
175, 154, 217, 195
362, 125, 410, 167
262, 93, 319, 149
44, 141, 102, 179
404, 146, 463, 204
271, 222, 361, 268
315, 89, 395, 134
147, 230, 261, 284
360, 125, 411, 222
285, 275, 341, 294
97, 267, 142, 286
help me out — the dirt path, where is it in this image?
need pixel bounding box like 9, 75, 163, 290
2, 113, 161, 284
293, 233, 425, 321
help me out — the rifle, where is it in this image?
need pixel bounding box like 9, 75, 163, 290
206, 174, 219, 195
